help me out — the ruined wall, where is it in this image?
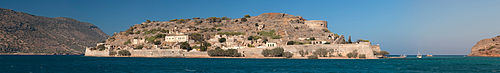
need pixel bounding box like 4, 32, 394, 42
304, 20, 327, 29
84, 48, 109, 56
85, 43, 379, 59
239, 42, 379, 59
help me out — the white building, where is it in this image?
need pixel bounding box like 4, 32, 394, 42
165, 35, 188, 42
266, 43, 277, 47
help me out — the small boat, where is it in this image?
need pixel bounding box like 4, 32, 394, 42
426, 52, 433, 57
416, 49, 422, 58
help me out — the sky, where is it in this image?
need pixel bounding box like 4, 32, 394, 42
2, 0, 500, 55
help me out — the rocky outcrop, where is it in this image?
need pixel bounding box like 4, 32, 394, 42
0, 8, 108, 55
468, 36, 500, 57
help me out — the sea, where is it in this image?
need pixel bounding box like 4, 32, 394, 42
0, 55, 499, 73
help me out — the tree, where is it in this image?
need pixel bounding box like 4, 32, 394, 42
347, 50, 359, 58
153, 40, 162, 45
97, 45, 106, 51
200, 41, 211, 51
146, 20, 151, 23
180, 42, 192, 51
207, 47, 241, 57
134, 45, 143, 49
314, 48, 328, 57
118, 50, 131, 56
283, 52, 294, 58
189, 33, 204, 42
109, 51, 117, 56
241, 18, 248, 22
219, 38, 226, 43
359, 54, 366, 58
299, 50, 306, 57
123, 39, 131, 45
261, 47, 285, 57
348, 35, 352, 43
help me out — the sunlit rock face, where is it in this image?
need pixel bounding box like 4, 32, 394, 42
469, 36, 500, 57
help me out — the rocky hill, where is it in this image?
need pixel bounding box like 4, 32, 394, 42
103, 13, 345, 50
0, 8, 108, 55
468, 36, 500, 57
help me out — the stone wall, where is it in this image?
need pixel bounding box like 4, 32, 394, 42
84, 47, 109, 56
304, 20, 327, 29
85, 43, 380, 59
238, 42, 379, 59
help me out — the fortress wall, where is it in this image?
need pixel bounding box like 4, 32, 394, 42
238, 43, 379, 59
86, 44, 379, 59
128, 49, 185, 57
84, 48, 109, 56
304, 20, 328, 29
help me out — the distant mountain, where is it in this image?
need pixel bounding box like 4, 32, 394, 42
0, 8, 108, 55
468, 36, 500, 57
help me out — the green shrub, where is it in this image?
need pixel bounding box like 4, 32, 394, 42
134, 45, 143, 49
299, 50, 307, 57
118, 50, 131, 56
322, 29, 330, 32
357, 39, 370, 42
216, 28, 222, 31
189, 33, 204, 42
247, 36, 261, 40
123, 39, 131, 45
241, 18, 248, 22
488, 46, 495, 50
217, 32, 244, 36
207, 47, 242, 57
153, 40, 162, 45
219, 38, 226, 43
145, 36, 156, 43
97, 45, 106, 51
221, 17, 230, 20
180, 42, 192, 51
314, 48, 328, 57
283, 52, 294, 58
287, 41, 304, 45
169, 19, 178, 22
307, 55, 318, 59
109, 51, 117, 56
261, 47, 285, 57
247, 44, 255, 47
207, 17, 222, 23
244, 14, 251, 18
359, 54, 366, 58
200, 41, 211, 51
258, 30, 281, 39
347, 50, 359, 58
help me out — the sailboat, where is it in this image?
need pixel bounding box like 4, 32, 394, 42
416, 49, 423, 58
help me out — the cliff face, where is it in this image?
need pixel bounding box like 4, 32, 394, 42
468, 36, 500, 57
0, 8, 108, 55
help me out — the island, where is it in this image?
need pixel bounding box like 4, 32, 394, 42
85, 13, 389, 59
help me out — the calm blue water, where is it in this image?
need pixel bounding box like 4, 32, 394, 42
0, 55, 499, 73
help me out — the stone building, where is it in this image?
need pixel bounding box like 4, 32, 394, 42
164, 35, 188, 42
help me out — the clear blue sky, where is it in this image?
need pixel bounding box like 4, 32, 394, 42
2, 0, 500, 55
